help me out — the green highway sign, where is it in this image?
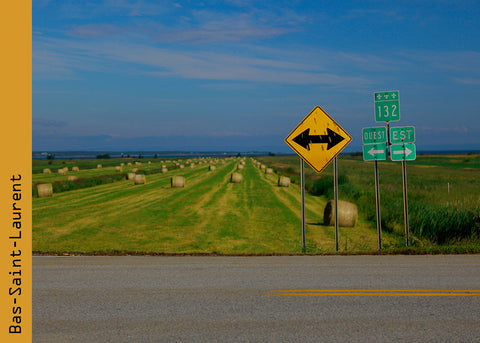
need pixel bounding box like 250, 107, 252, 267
362, 126, 387, 144
363, 143, 387, 161
390, 143, 416, 161
374, 90, 400, 122
390, 126, 415, 144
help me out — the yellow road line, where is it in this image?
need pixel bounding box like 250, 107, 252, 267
265, 290, 480, 297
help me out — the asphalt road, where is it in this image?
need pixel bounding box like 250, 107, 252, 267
33, 255, 480, 342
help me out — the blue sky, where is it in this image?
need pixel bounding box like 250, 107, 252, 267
33, 0, 480, 152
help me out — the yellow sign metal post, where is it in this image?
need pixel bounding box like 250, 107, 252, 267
285, 106, 352, 173
285, 106, 352, 252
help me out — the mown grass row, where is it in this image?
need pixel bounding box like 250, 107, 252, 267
33, 157, 157, 174
32, 157, 402, 254
32, 159, 212, 196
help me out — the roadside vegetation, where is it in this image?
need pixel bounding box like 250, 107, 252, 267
257, 153, 480, 249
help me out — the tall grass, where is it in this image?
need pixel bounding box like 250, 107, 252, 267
258, 154, 480, 245
410, 201, 480, 244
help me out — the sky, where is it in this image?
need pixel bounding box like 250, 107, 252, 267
33, 0, 480, 152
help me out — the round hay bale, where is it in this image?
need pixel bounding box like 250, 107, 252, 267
148, 161, 151, 164
261, 164, 266, 170
278, 176, 290, 187
132, 168, 138, 173
171, 176, 185, 188
230, 172, 243, 183
180, 164, 185, 169
58, 168, 66, 175
265, 168, 273, 175
127, 172, 135, 180
120, 163, 125, 166
134, 174, 146, 185
127, 162, 132, 166
190, 163, 195, 169
43, 168, 51, 174
72, 166, 79, 172
97, 164, 102, 169
37, 183, 53, 198
237, 164, 244, 170
209, 165, 216, 171
135, 162, 142, 166
115, 166, 122, 172
162, 167, 168, 173
323, 200, 358, 227
67, 176, 78, 182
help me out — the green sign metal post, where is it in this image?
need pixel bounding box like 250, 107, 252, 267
374, 91, 400, 122
401, 160, 410, 246
389, 141, 415, 247
362, 127, 387, 250
374, 159, 382, 250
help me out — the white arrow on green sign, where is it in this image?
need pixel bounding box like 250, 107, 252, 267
390, 143, 416, 161
390, 126, 415, 144
363, 143, 387, 161
362, 127, 387, 144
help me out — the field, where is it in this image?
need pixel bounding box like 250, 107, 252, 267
32, 153, 480, 254
257, 153, 480, 248
32, 157, 402, 254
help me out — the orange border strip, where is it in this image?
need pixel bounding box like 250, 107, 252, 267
0, 2, 32, 342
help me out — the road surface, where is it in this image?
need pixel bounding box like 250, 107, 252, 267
33, 255, 480, 342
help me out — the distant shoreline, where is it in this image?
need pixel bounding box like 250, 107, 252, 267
32, 150, 480, 159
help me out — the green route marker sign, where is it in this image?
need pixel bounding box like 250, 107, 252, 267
362, 127, 387, 144
374, 90, 400, 122
391, 143, 416, 161
363, 143, 387, 161
390, 126, 415, 144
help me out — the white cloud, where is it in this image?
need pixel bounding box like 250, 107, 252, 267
33, 36, 373, 87
67, 24, 127, 38
453, 77, 480, 85
418, 126, 469, 134
398, 50, 480, 74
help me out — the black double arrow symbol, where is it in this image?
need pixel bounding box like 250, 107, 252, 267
292, 128, 345, 151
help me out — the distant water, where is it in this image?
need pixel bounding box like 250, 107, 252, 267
32, 150, 272, 159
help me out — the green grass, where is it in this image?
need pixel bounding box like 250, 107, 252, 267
258, 153, 480, 247
33, 157, 401, 254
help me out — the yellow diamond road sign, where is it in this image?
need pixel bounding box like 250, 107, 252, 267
285, 106, 352, 173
